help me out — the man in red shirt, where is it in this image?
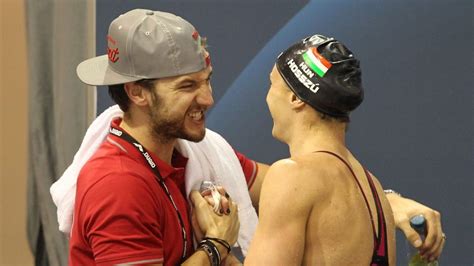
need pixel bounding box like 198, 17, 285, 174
70, 8, 445, 266
71, 9, 246, 265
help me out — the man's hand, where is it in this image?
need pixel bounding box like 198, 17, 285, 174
190, 190, 240, 246
200, 185, 231, 215
386, 193, 445, 262
191, 186, 232, 243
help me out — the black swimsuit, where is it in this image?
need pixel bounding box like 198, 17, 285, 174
315, 151, 389, 266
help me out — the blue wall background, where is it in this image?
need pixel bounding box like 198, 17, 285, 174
96, 1, 473, 264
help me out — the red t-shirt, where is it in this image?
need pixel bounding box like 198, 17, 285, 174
69, 120, 257, 266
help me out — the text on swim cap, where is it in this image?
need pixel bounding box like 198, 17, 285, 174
287, 59, 319, 93
299, 62, 314, 79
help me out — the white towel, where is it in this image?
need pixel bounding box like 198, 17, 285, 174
176, 130, 258, 255
50, 104, 258, 255
50, 105, 123, 235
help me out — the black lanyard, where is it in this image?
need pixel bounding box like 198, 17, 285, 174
109, 126, 188, 261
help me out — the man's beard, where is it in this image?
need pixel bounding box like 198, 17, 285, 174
148, 91, 206, 143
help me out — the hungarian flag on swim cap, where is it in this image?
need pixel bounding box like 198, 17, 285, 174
302, 47, 332, 78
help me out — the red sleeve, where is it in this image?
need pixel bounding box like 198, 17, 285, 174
234, 150, 258, 189
80, 173, 164, 265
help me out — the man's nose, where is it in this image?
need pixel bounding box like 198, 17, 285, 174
197, 84, 214, 107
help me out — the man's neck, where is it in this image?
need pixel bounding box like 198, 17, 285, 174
119, 116, 176, 165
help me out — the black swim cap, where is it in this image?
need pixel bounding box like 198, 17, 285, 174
276, 34, 363, 118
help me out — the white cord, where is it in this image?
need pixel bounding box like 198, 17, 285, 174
210, 185, 222, 213
200, 181, 222, 214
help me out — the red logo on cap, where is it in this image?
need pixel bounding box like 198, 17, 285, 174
107, 35, 116, 45
108, 48, 120, 63
107, 35, 120, 63
193, 30, 210, 66
192, 31, 199, 40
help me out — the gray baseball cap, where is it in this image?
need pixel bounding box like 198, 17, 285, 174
77, 9, 209, 86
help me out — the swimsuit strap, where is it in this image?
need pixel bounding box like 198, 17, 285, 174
313, 151, 377, 241
313, 150, 389, 265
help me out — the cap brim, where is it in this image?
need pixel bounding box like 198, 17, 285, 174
76, 55, 142, 86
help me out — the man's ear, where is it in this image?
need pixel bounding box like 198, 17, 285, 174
124, 82, 149, 107
290, 93, 305, 110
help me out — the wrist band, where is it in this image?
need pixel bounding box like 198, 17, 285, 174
203, 237, 231, 254
199, 239, 221, 266
384, 189, 401, 197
